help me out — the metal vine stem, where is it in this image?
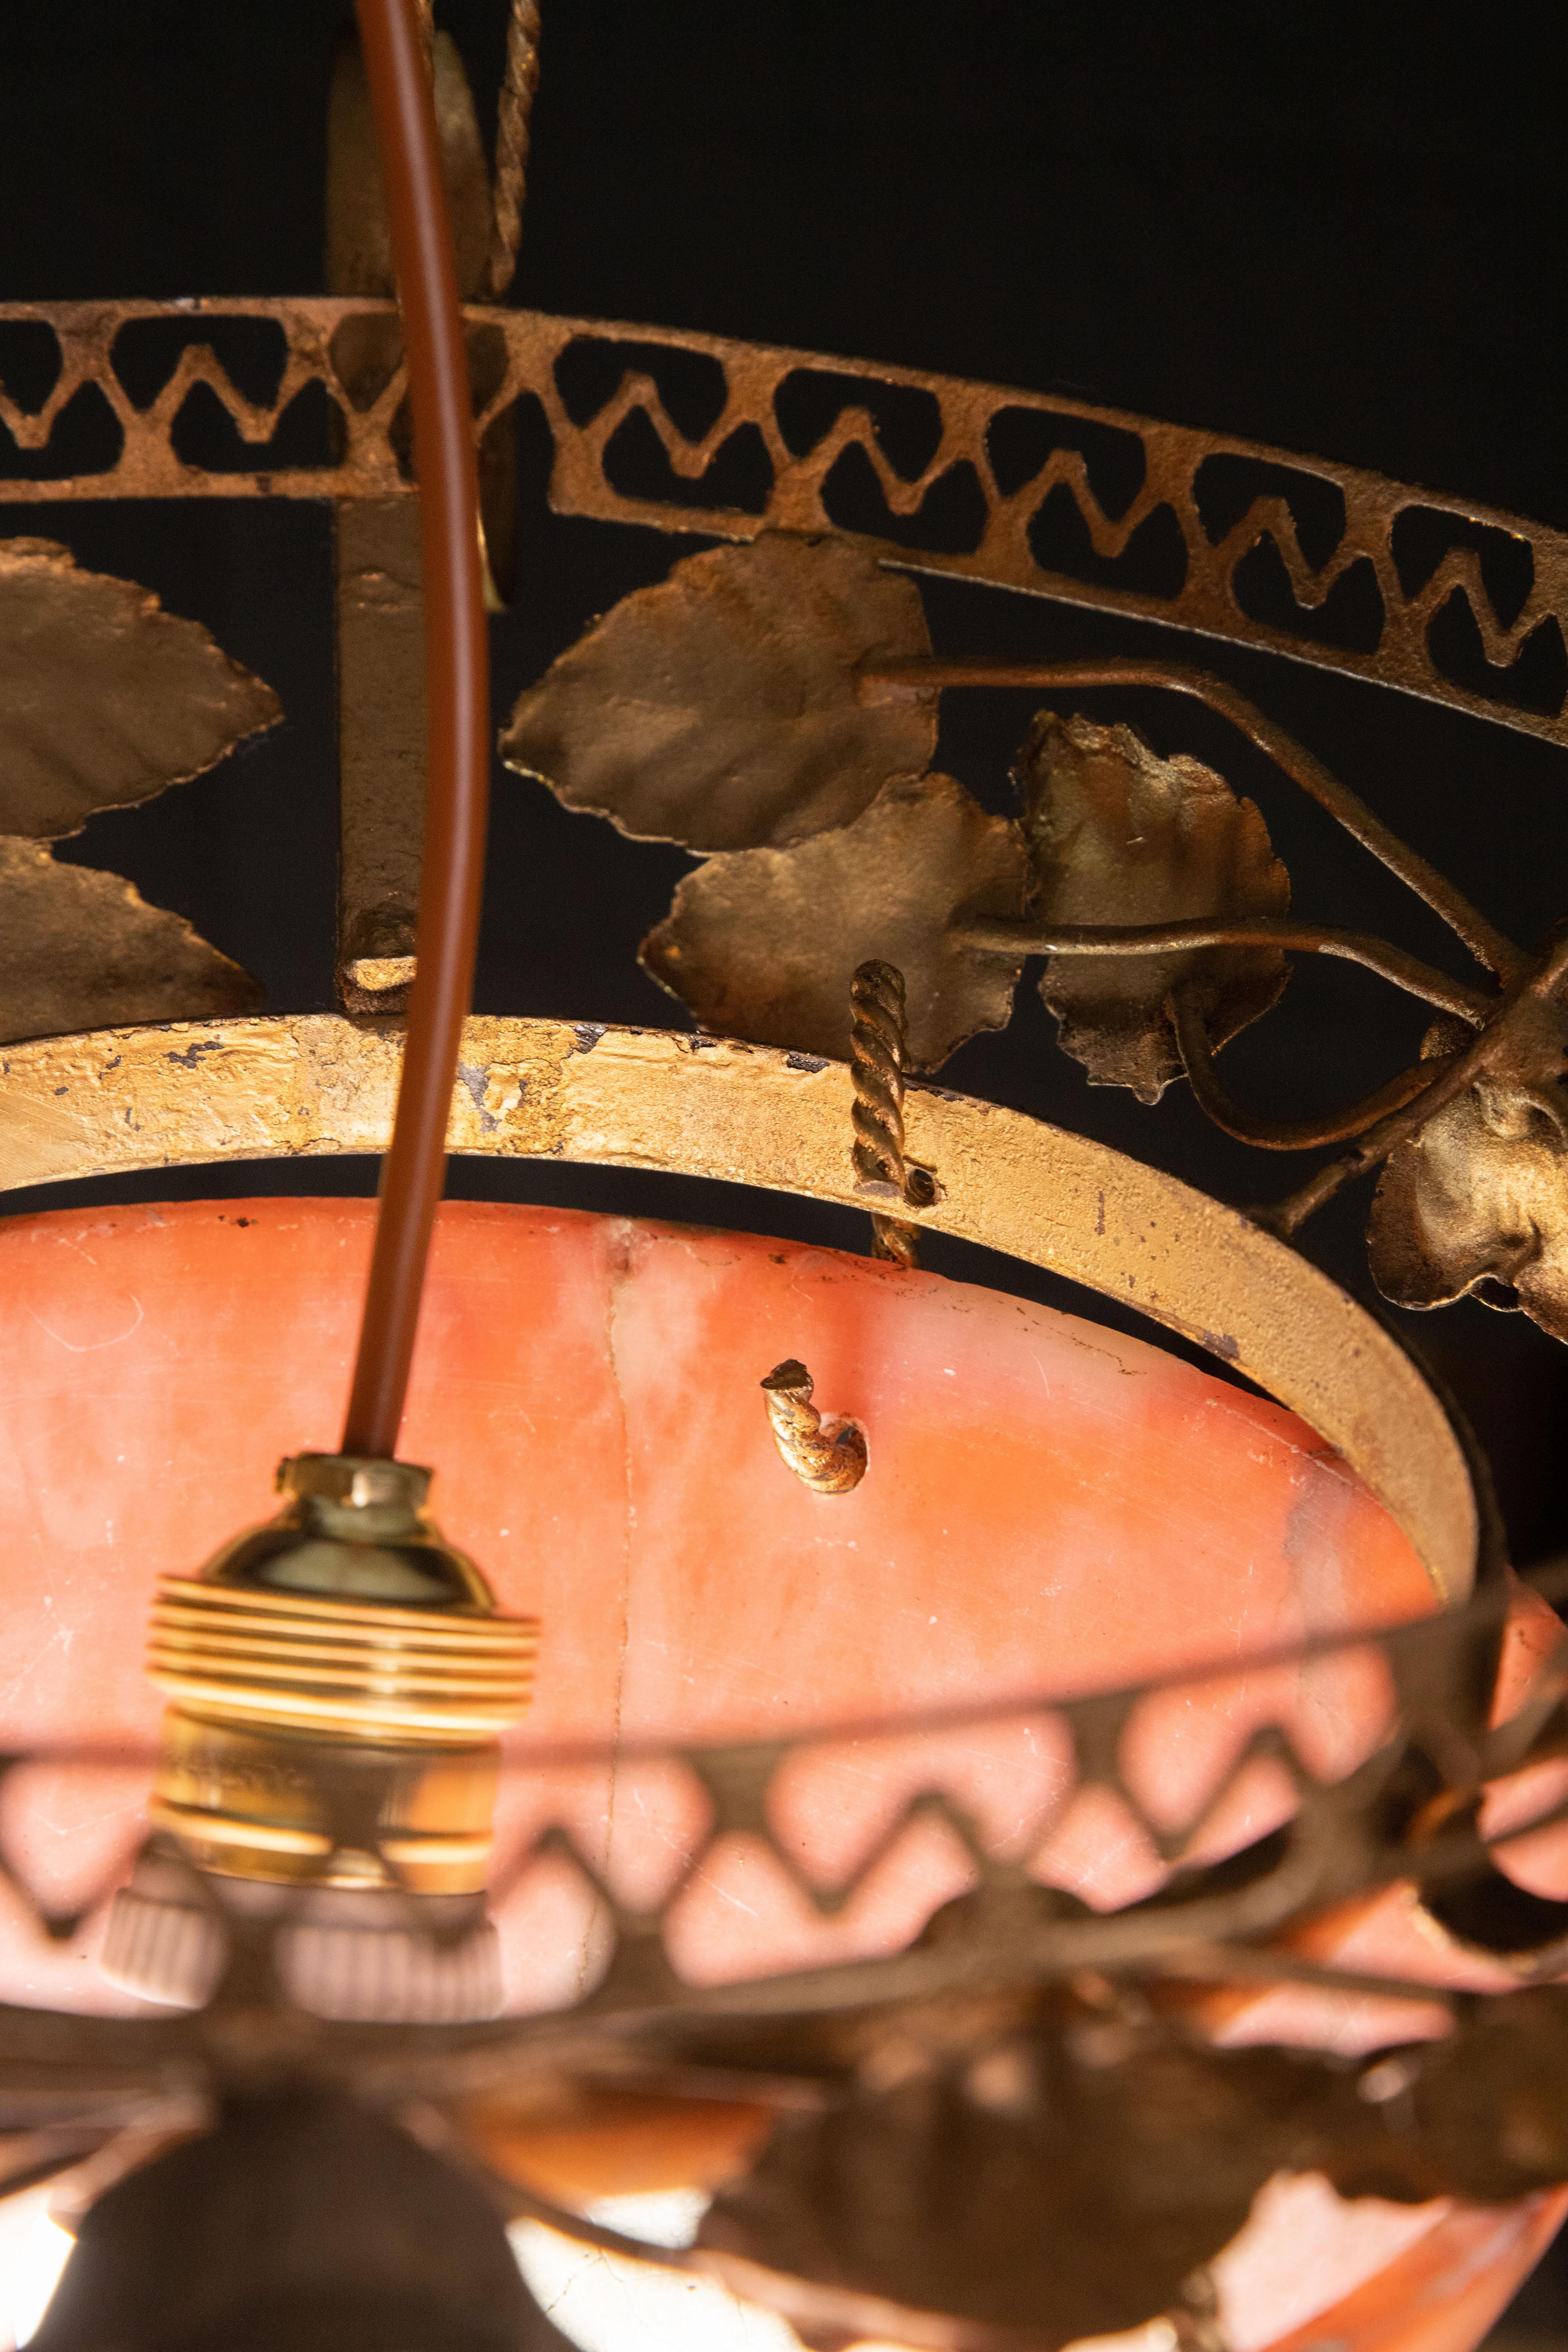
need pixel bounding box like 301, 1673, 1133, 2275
1171, 993, 1461, 1152
1259, 924, 1568, 1234
858, 652, 1568, 1239
959, 916, 1494, 1024
864, 655, 1525, 982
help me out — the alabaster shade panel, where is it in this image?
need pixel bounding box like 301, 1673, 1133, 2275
0, 1198, 1443, 1738
0, 1195, 1439, 2017
1, 1195, 1564, 2352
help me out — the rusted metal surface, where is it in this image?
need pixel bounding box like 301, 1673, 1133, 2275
760, 1357, 868, 1493
0, 1012, 1477, 1600
12, 17, 1566, 2333
0, 297, 402, 501
4, 299, 1568, 750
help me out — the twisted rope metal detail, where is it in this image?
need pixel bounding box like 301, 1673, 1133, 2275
760, 1360, 868, 1494
487, 0, 542, 296
850, 959, 923, 1269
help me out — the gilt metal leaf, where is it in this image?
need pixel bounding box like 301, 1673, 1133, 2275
0, 840, 262, 1047
499, 532, 939, 852
640, 773, 1028, 1068
0, 540, 283, 840
1368, 1004, 1568, 1343
1018, 712, 1290, 1103
696, 1998, 1408, 2347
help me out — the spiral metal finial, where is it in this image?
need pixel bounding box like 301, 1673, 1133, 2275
761, 1360, 868, 1494
850, 959, 925, 1269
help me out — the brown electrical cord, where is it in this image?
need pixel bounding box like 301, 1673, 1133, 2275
343, 0, 489, 1460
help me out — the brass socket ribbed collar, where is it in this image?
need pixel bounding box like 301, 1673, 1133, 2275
147, 1453, 538, 1744
149, 1579, 537, 1742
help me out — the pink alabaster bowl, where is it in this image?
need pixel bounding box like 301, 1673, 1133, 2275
0, 1194, 1560, 2352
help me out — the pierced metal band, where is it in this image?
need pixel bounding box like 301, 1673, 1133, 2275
1, 299, 1565, 747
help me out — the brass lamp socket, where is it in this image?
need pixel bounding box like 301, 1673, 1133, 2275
101, 1848, 507, 2022
106, 1455, 539, 2022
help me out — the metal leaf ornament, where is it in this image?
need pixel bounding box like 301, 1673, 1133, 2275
641, 773, 1029, 1067
499, 531, 940, 851
1018, 712, 1291, 1103
1368, 1002, 1568, 1342
0, 539, 282, 839
695, 1988, 1434, 2350
0, 841, 260, 1047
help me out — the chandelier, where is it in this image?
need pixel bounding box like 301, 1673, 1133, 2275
2, 6, 1567, 2350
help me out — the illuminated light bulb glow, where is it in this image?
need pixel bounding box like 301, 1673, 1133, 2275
0, 2190, 74, 2349
511, 2191, 803, 2352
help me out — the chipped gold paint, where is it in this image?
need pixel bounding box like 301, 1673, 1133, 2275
0, 1013, 1475, 1603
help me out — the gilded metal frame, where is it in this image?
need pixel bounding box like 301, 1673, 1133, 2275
2, 296, 1565, 746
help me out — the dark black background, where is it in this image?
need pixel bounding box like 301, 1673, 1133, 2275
4, 3, 1568, 2339
2, 1, 1567, 1557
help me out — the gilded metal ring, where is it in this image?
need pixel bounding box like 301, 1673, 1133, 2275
0, 1011, 1476, 1603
